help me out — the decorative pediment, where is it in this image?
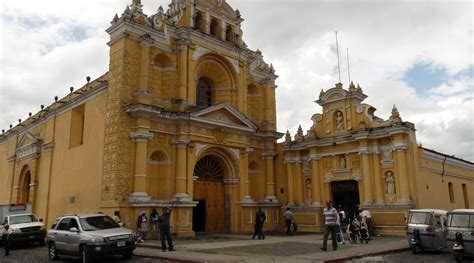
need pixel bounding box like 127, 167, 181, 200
192, 102, 258, 132
16, 132, 42, 160
315, 83, 367, 106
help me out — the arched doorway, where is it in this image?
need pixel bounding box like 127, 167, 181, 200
18, 168, 31, 203
192, 153, 231, 233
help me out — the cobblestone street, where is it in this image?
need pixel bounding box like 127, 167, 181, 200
0, 244, 157, 263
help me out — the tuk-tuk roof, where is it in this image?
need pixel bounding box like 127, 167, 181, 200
448, 209, 474, 214
409, 209, 447, 215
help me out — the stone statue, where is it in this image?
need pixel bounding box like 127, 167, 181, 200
285, 130, 291, 145
336, 111, 344, 131
305, 179, 312, 204
385, 171, 396, 195
339, 155, 346, 169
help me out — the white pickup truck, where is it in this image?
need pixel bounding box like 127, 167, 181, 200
0, 204, 46, 246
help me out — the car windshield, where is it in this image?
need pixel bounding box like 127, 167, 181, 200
10, 215, 38, 225
448, 213, 474, 228
79, 216, 120, 231
409, 212, 433, 225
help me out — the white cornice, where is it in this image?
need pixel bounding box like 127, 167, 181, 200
422, 150, 474, 170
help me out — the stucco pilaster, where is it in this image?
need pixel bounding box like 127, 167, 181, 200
310, 158, 322, 207
396, 148, 410, 203
173, 140, 191, 201
130, 131, 153, 202
262, 152, 278, 203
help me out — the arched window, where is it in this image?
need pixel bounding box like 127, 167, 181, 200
210, 18, 219, 37
194, 12, 204, 32
225, 25, 234, 43
196, 78, 213, 108
448, 182, 454, 203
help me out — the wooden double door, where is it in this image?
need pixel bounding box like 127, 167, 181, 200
193, 180, 225, 233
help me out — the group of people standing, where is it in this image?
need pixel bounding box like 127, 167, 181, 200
321, 201, 375, 251
113, 207, 175, 252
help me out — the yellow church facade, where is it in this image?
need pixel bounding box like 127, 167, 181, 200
0, 0, 473, 236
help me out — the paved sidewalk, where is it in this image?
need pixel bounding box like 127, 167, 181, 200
134, 233, 409, 262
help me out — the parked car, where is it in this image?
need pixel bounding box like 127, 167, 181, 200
0, 204, 46, 246
446, 209, 474, 262
47, 213, 137, 262
406, 209, 447, 254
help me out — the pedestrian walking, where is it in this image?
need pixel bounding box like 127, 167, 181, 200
2, 224, 13, 256
158, 207, 175, 252
336, 205, 346, 244
150, 208, 160, 240
252, 207, 267, 239
321, 200, 338, 251
283, 207, 294, 235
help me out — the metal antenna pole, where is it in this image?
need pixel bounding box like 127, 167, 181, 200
335, 31, 341, 83
347, 48, 351, 84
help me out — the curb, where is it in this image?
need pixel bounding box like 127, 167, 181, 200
323, 247, 411, 263
134, 252, 203, 263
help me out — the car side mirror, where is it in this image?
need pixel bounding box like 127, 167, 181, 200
70, 227, 79, 233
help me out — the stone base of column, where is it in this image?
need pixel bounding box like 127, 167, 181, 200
373, 200, 384, 205
396, 199, 413, 205
311, 202, 322, 208
129, 192, 151, 203
363, 200, 374, 206
242, 195, 255, 203
263, 196, 279, 203
173, 192, 191, 202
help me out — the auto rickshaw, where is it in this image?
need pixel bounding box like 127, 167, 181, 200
446, 209, 474, 262
406, 209, 448, 254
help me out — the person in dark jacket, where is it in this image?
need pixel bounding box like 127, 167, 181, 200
2, 224, 12, 256
252, 207, 267, 239
158, 207, 174, 252
150, 208, 159, 240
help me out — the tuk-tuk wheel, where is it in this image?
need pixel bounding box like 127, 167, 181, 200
411, 245, 420, 254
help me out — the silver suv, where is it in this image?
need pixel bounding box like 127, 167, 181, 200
47, 213, 137, 262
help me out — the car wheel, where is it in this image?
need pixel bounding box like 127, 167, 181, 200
80, 245, 93, 263
48, 242, 59, 260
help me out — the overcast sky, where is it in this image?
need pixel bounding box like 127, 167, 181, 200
1, 0, 473, 161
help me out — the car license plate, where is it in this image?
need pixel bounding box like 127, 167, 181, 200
117, 241, 126, 247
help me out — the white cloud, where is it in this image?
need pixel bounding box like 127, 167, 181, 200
1, 0, 472, 161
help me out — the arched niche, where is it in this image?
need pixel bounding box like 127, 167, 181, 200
147, 149, 171, 200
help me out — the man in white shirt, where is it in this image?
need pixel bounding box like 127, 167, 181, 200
361, 208, 374, 237
321, 201, 338, 251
